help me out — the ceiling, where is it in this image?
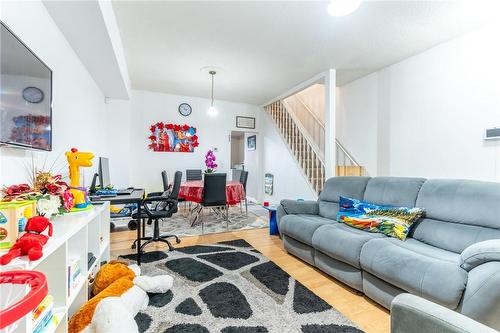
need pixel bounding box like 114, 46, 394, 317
112, 1, 496, 105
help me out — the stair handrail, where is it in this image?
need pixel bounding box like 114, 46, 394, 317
293, 94, 325, 129
335, 139, 360, 167
280, 100, 325, 164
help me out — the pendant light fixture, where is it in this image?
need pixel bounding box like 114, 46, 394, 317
207, 70, 218, 117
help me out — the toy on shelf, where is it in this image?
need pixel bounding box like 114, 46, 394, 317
0, 201, 36, 250
69, 260, 173, 333
65, 148, 94, 210
0, 216, 53, 265
0, 270, 48, 332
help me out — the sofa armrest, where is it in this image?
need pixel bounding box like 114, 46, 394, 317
391, 294, 499, 333
460, 240, 500, 271
279, 199, 319, 215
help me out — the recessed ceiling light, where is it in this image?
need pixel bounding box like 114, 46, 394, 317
327, 0, 362, 17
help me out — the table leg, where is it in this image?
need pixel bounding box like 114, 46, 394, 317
137, 203, 142, 265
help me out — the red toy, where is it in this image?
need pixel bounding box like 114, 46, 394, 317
0, 216, 53, 265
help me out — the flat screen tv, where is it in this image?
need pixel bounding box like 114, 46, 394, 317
1, 21, 52, 151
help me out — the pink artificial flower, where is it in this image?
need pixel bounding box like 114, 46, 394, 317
62, 190, 75, 211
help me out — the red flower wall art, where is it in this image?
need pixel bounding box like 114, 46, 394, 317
148, 122, 199, 152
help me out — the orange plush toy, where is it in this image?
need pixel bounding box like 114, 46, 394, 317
69, 260, 173, 333
0, 216, 52, 265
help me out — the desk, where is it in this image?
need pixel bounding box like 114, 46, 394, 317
91, 189, 146, 265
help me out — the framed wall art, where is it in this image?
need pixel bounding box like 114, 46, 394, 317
236, 116, 256, 129
148, 122, 199, 152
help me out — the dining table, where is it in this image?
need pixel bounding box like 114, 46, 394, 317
178, 180, 245, 205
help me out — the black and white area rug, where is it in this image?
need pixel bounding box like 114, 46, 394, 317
120, 239, 364, 333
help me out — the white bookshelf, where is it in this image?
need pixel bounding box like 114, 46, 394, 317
0, 202, 110, 333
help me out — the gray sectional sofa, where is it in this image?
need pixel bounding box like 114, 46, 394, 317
277, 177, 500, 330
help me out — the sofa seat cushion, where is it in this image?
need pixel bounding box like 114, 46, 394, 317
312, 223, 386, 268
280, 214, 335, 246
360, 238, 467, 309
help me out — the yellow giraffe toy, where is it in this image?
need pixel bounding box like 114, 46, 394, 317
65, 148, 94, 209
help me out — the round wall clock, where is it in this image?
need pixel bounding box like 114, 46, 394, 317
178, 103, 192, 116
22, 87, 44, 104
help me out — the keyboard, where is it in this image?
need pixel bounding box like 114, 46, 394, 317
116, 188, 134, 195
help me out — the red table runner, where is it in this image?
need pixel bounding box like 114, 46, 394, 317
178, 180, 245, 205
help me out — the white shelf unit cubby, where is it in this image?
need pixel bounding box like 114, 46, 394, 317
0, 201, 110, 333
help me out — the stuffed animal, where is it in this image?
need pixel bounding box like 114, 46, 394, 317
69, 259, 173, 333
0, 216, 53, 265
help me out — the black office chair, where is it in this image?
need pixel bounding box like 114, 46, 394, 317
186, 169, 202, 181
161, 170, 169, 191
128, 171, 170, 231
198, 173, 229, 233
239, 170, 249, 215
131, 171, 182, 252
145, 170, 169, 199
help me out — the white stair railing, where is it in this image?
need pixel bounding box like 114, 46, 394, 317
265, 101, 325, 194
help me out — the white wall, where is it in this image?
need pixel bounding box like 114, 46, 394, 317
128, 90, 260, 195
243, 132, 260, 202
336, 74, 379, 175
0, 0, 109, 187
337, 23, 500, 182
260, 110, 317, 203
103, 98, 131, 188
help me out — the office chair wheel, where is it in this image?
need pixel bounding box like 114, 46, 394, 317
128, 220, 138, 230
110, 222, 115, 232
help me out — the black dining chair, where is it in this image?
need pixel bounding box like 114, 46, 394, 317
239, 170, 249, 215
131, 171, 182, 252
199, 173, 229, 233
186, 169, 202, 181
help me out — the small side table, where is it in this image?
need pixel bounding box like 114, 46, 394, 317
263, 206, 279, 235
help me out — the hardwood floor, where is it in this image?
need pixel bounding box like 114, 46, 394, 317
111, 228, 390, 333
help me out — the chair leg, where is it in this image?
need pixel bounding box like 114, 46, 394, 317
160, 234, 181, 244
157, 238, 175, 251
226, 205, 230, 231
201, 208, 205, 234
139, 238, 155, 252
131, 237, 152, 249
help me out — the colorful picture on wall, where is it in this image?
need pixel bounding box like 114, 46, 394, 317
148, 122, 199, 152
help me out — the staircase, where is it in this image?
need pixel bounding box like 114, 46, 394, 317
265, 100, 365, 195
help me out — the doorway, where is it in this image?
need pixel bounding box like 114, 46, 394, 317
230, 131, 245, 179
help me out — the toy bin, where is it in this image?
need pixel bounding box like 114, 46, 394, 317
0, 201, 36, 250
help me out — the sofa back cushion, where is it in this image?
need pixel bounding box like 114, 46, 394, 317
363, 177, 426, 207
319, 177, 370, 219
411, 179, 500, 253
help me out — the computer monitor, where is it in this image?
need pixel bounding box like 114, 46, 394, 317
98, 157, 111, 189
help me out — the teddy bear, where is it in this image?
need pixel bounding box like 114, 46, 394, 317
69, 259, 173, 333
0, 215, 52, 265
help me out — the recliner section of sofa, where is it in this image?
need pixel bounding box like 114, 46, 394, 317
277, 176, 500, 330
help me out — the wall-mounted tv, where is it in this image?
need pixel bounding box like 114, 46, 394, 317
1, 21, 52, 151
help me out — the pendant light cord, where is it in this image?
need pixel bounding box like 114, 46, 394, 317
209, 70, 216, 107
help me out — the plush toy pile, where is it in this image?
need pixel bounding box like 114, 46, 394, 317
0, 216, 53, 265
69, 260, 173, 333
